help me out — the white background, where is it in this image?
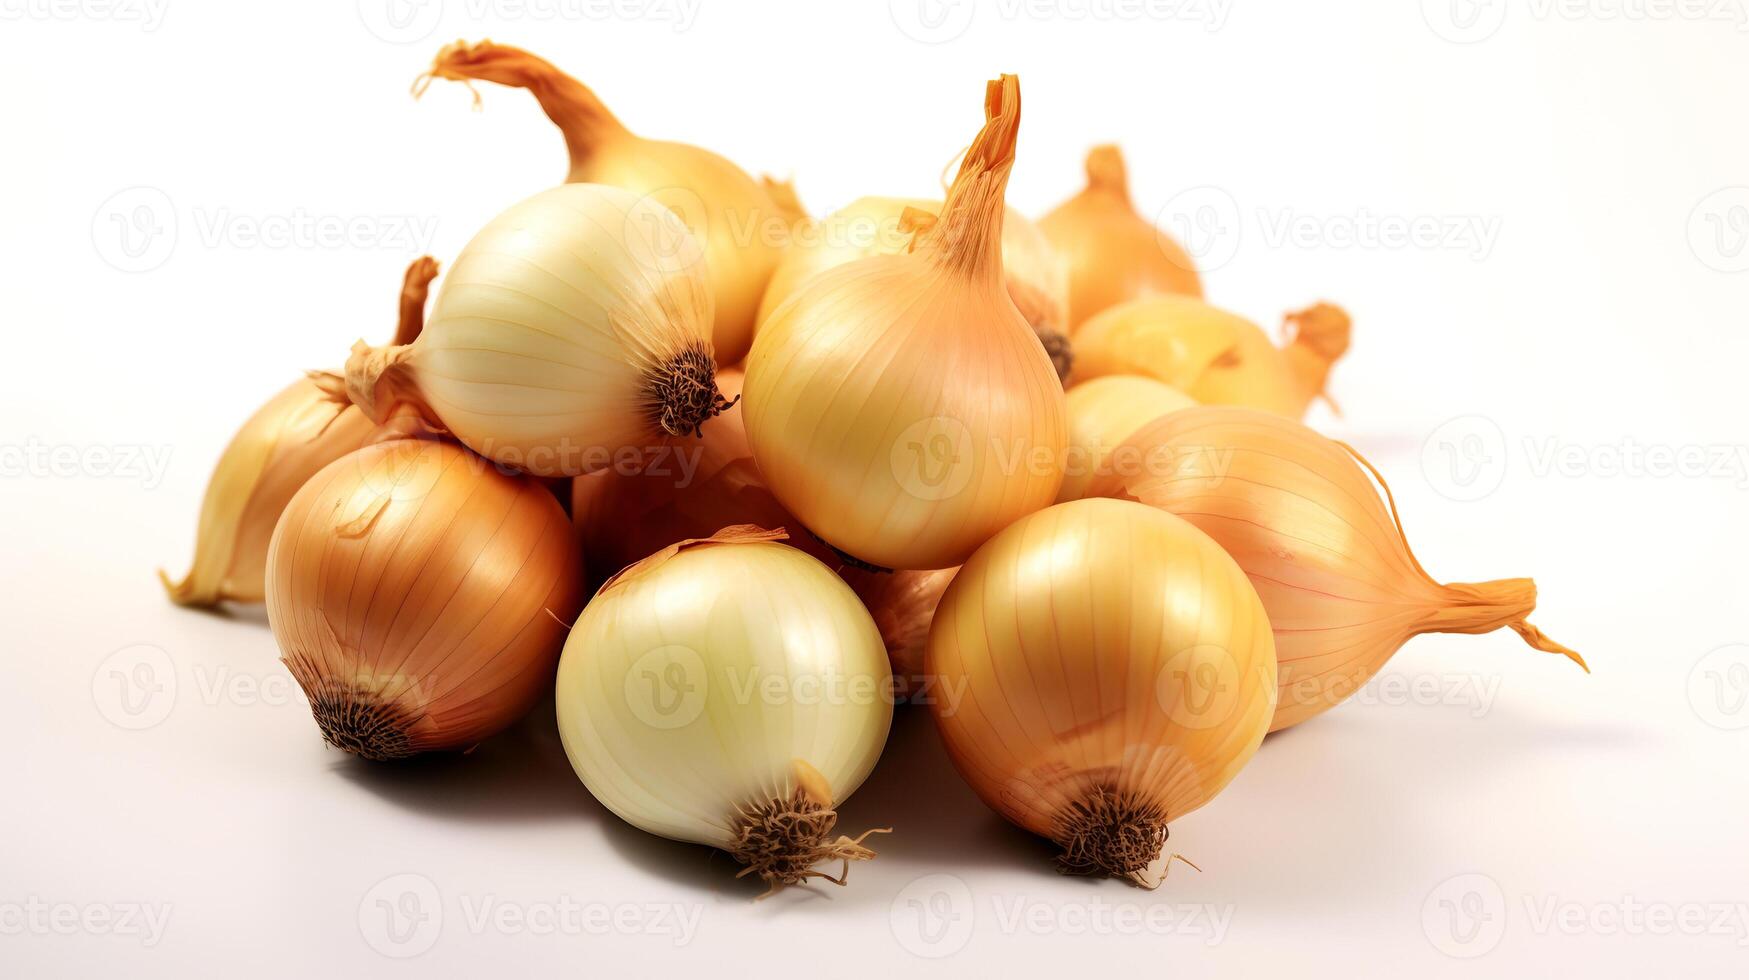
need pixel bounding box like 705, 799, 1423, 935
3, 0, 1747, 976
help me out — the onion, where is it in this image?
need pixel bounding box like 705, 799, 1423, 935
417, 40, 784, 365
1072, 296, 1351, 419
1090, 406, 1586, 732
340, 184, 732, 478
841, 565, 958, 697
1057, 374, 1197, 503
743, 75, 1068, 571
554, 527, 891, 893
569, 368, 837, 587
1039, 145, 1202, 330
160, 257, 440, 607
754, 195, 1073, 381
928, 498, 1276, 884
266, 439, 583, 759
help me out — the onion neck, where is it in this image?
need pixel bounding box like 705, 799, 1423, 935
341, 342, 428, 429
418, 40, 627, 177
1424, 578, 1589, 672
1282, 302, 1352, 412
393, 256, 441, 347
918, 75, 1020, 283
1083, 144, 1131, 205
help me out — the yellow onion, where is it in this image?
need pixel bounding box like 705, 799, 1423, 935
1039, 145, 1202, 330
1056, 374, 1197, 503
744, 75, 1068, 571
418, 40, 783, 365
1089, 407, 1586, 732
554, 527, 891, 893
841, 566, 958, 698
341, 183, 732, 478
160, 257, 440, 607
755, 195, 1073, 381
266, 439, 583, 759
570, 368, 838, 587
1072, 296, 1351, 419
928, 498, 1276, 884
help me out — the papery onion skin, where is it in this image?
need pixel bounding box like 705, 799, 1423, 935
1039, 145, 1202, 331
1056, 374, 1197, 503
160, 257, 441, 607
570, 368, 838, 589
342, 184, 731, 478
419, 40, 783, 365
1087, 406, 1586, 733
927, 498, 1276, 884
266, 439, 583, 760
1071, 296, 1351, 420
842, 566, 958, 698
554, 527, 892, 891
754, 195, 1073, 382
743, 75, 1068, 571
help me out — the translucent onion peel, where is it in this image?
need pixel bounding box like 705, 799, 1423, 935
1056, 374, 1197, 503
569, 368, 838, 588
266, 439, 583, 759
754, 195, 1074, 382
338, 184, 730, 478
841, 565, 959, 697
417, 39, 782, 365
160, 256, 441, 607
1072, 296, 1351, 420
1038, 145, 1202, 330
928, 498, 1277, 885
744, 75, 1068, 571
554, 526, 892, 894
1089, 406, 1586, 732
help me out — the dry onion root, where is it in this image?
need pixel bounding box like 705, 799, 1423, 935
1072, 296, 1352, 419
416, 39, 784, 365
338, 184, 732, 478
754, 194, 1074, 382
927, 498, 1277, 884
160, 256, 441, 607
1039, 144, 1203, 330
744, 75, 1068, 571
265, 439, 583, 760
554, 527, 892, 894
1089, 406, 1586, 732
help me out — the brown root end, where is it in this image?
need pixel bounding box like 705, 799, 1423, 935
1036, 327, 1073, 383
644, 344, 735, 439
303, 680, 419, 762
1054, 786, 1168, 884
727, 791, 887, 898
